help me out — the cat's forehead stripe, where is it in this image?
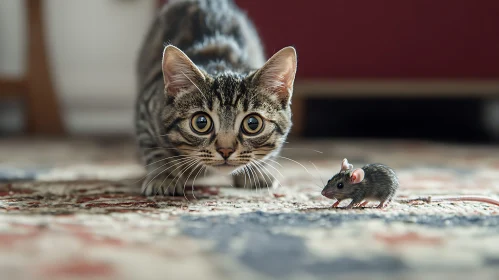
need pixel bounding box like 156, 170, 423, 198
210, 74, 247, 107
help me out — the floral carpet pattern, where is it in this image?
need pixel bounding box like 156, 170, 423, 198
1, 138, 499, 280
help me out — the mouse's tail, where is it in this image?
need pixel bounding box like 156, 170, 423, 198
396, 195, 499, 207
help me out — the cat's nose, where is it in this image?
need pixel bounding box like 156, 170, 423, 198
217, 147, 234, 159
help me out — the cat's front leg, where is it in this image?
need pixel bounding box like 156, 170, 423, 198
142, 173, 184, 196
141, 163, 202, 196
232, 167, 278, 190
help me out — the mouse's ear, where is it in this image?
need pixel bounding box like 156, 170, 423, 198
341, 158, 353, 172
350, 168, 365, 184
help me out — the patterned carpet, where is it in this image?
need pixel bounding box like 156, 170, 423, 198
1, 137, 499, 280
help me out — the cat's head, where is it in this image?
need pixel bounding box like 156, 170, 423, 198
160, 45, 297, 174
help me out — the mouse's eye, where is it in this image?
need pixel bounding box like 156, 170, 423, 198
337, 183, 344, 189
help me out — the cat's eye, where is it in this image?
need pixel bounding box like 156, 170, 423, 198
190, 113, 213, 134
242, 114, 264, 135
337, 183, 344, 189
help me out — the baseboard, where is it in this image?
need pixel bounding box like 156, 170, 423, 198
293, 79, 499, 97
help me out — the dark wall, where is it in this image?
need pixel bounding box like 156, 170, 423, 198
236, 0, 499, 79
159, 0, 499, 79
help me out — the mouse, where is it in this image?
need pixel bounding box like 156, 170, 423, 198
321, 158, 499, 209
321, 158, 399, 209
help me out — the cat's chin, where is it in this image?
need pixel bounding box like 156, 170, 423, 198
210, 164, 243, 175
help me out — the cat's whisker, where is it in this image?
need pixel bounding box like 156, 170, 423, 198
255, 160, 283, 190
256, 162, 275, 197
279, 147, 324, 154
161, 159, 195, 196
183, 161, 203, 200
168, 158, 200, 197
237, 166, 248, 188
255, 162, 282, 188
131, 161, 170, 186
263, 158, 283, 168
143, 157, 195, 194
309, 160, 326, 186
190, 164, 207, 200
252, 164, 263, 193
160, 158, 198, 196
233, 165, 249, 189
248, 161, 265, 187
133, 156, 194, 185
251, 163, 264, 194
249, 161, 272, 197
182, 162, 200, 201
275, 156, 313, 176
258, 162, 283, 191
245, 163, 258, 192
242, 166, 248, 189
258, 159, 284, 176
252, 159, 282, 192
248, 164, 262, 193
174, 158, 201, 194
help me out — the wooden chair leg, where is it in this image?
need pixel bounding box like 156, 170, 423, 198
25, 0, 64, 135
0, 79, 26, 95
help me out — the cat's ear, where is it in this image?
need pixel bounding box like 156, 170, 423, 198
251, 46, 297, 105
162, 45, 205, 97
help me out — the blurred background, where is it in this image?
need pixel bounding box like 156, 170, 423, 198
0, 0, 498, 143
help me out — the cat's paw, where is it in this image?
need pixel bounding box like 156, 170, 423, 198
141, 175, 185, 196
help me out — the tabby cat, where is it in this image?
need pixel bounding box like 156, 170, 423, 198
135, 0, 297, 196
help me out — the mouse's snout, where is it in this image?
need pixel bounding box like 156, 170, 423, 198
321, 188, 334, 199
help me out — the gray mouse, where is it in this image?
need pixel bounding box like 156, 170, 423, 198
321, 158, 499, 209
321, 158, 399, 209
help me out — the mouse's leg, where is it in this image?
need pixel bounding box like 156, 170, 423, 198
376, 200, 389, 208
345, 192, 365, 209
345, 198, 363, 209
345, 201, 357, 209
332, 200, 342, 208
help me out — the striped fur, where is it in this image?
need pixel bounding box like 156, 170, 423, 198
135, 0, 297, 196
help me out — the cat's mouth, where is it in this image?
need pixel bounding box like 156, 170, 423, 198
208, 160, 247, 173
211, 161, 240, 167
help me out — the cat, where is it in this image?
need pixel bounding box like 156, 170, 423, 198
135, 0, 297, 196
